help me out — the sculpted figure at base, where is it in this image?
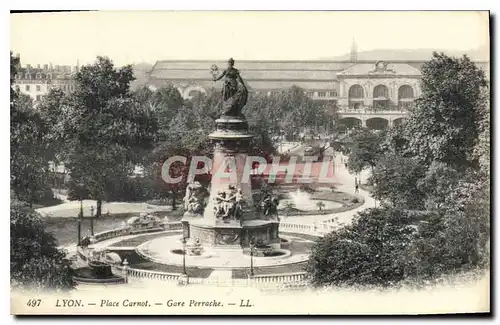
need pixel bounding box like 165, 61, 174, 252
259, 185, 279, 219
210, 58, 248, 117
183, 181, 207, 215
213, 185, 246, 222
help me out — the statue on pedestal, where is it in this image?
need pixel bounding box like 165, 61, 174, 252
213, 185, 246, 223
210, 58, 248, 117
259, 186, 279, 219
183, 181, 207, 215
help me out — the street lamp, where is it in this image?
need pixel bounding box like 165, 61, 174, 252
77, 198, 83, 246
249, 238, 255, 276
181, 237, 187, 275
90, 206, 95, 236
77, 181, 84, 246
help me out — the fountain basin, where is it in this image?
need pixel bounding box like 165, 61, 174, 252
278, 198, 342, 211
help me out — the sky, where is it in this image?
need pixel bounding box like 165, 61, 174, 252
10, 11, 490, 66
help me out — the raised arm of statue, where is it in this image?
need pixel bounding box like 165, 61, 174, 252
213, 69, 226, 81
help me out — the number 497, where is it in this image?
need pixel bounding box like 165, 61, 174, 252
27, 299, 41, 307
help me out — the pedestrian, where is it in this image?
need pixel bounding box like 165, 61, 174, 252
355, 183, 359, 194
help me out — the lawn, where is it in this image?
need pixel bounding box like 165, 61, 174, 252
46, 212, 180, 247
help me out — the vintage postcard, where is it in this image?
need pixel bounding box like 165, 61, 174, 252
9, 10, 490, 315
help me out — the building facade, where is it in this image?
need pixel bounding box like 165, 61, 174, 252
13, 58, 79, 105
145, 48, 489, 130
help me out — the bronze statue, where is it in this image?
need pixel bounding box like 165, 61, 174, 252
183, 182, 206, 215
259, 186, 279, 218
211, 58, 248, 117
213, 186, 246, 222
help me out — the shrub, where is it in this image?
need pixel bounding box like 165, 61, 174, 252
307, 207, 416, 287
11, 198, 74, 291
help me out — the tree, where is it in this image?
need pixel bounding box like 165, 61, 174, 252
316, 201, 325, 211
62, 57, 158, 217
146, 102, 213, 210
10, 52, 54, 206
404, 52, 487, 170
307, 207, 416, 287
10, 196, 74, 291
38, 88, 71, 164
148, 85, 185, 131
369, 154, 427, 210
345, 128, 386, 174
416, 162, 460, 211
407, 177, 490, 280
307, 53, 490, 288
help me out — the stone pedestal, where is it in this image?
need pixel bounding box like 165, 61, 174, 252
183, 114, 280, 249
188, 219, 280, 249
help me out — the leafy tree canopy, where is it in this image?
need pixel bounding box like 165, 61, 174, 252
10, 196, 73, 291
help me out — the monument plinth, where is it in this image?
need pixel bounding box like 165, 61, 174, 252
182, 58, 280, 250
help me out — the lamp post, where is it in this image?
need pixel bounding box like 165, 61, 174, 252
77, 199, 83, 246
181, 237, 187, 275
77, 182, 84, 247
90, 206, 95, 236
249, 239, 255, 276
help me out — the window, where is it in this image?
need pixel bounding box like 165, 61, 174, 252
15, 86, 20, 92
306, 92, 314, 97
373, 85, 389, 99
25, 85, 30, 91
318, 92, 326, 98
36, 95, 41, 101
398, 85, 414, 99
25, 73, 31, 79
328, 91, 337, 97
36, 73, 42, 80
36, 85, 41, 92
398, 85, 415, 110
348, 84, 364, 99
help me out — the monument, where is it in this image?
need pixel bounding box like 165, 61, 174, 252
181, 58, 280, 250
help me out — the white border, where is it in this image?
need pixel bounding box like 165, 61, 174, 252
2, 1, 496, 324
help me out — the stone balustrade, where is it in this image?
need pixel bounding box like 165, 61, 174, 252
164, 222, 183, 231
114, 265, 181, 283
75, 220, 339, 289
252, 272, 307, 285
93, 227, 130, 242
90, 222, 183, 244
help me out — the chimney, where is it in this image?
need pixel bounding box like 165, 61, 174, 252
26, 64, 32, 69
37, 64, 41, 69
43, 64, 48, 71
350, 38, 358, 62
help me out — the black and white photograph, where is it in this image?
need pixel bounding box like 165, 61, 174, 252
9, 10, 490, 315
